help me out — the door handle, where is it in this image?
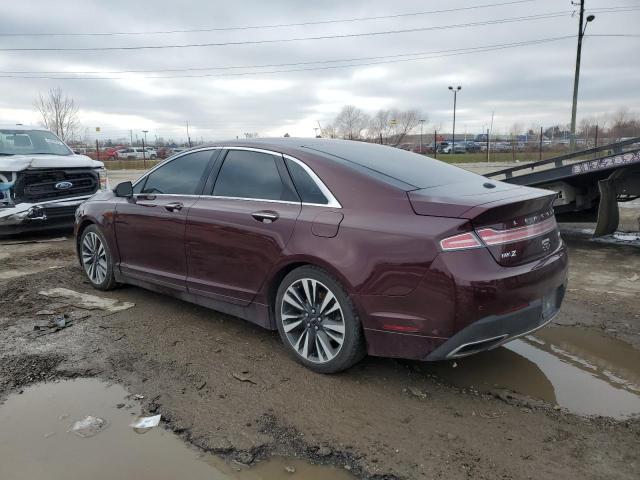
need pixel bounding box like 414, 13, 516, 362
251, 211, 279, 223
164, 202, 184, 212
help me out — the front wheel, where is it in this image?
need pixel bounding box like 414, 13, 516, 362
275, 266, 365, 373
80, 225, 117, 290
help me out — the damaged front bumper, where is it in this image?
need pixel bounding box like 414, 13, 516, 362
0, 195, 91, 234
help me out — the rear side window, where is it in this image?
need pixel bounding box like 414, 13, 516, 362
140, 150, 212, 194
213, 150, 295, 201
285, 158, 328, 205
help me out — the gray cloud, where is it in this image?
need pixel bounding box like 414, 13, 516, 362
0, 0, 638, 141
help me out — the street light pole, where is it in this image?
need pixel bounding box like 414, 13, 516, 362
419, 119, 426, 153
448, 86, 461, 154
569, 0, 595, 151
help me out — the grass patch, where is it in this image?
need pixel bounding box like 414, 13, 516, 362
103, 159, 161, 170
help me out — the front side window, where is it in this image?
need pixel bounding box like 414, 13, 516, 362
213, 150, 295, 201
285, 158, 328, 205
139, 150, 212, 195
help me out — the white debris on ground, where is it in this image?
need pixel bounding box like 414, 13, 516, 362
70, 415, 106, 438
129, 414, 161, 430
613, 232, 640, 242
38, 288, 135, 313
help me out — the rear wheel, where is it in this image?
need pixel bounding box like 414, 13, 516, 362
80, 225, 117, 291
275, 266, 365, 373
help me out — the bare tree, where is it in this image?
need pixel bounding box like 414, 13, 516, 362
333, 105, 369, 140
608, 106, 639, 138
34, 87, 80, 141
388, 109, 421, 146
322, 124, 338, 139
368, 110, 392, 143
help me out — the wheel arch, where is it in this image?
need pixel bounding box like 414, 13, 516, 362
75, 219, 95, 264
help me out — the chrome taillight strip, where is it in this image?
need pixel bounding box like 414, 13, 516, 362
476, 217, 557, 246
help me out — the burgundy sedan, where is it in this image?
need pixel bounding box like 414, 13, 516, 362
75, 139, 567, 373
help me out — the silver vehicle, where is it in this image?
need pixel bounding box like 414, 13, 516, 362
0, 125, 107, 235
116, 147, 157, 160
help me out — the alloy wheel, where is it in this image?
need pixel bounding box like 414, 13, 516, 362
280, 278, 346, 364
81, 231, 108, 285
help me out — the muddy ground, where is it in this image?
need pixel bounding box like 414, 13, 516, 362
1, 231, 639, 479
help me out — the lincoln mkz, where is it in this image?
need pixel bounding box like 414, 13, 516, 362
75, 139, 567, 373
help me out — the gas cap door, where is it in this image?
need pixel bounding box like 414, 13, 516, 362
311, 212, 344, 238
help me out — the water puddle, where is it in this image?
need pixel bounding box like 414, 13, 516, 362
425, 326, 640, 419
0, 378, 353, 480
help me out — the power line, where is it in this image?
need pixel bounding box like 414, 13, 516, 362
0, 0, 535, 37
0, 36, 578, 79
2, 33, 633, 80
0, 11, 574, 52
0, 36, 577, 75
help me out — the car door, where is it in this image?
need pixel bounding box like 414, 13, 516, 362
115, 149, 218, 290
185, 148, 301, 305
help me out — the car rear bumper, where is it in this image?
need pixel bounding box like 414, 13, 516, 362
357, 244, 568, 361
423, 286, 564, 360
0, 196, 90, 234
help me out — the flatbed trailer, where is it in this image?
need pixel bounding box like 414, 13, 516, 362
485, 137, 640, 236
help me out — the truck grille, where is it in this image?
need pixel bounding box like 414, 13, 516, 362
18, 169, 99, 202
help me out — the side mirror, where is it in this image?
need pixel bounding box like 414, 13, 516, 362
114, 181, 133, 198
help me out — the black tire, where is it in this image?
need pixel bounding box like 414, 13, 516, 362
275, 266, 365, 374
79, 224, 118, 291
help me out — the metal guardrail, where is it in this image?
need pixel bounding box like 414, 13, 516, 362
485, 137, 640, 179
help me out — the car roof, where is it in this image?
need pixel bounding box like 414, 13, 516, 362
197, 137, 480, 190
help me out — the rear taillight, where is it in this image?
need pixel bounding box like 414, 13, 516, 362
440, 217, 557, 252
440, 232, 482, 251
476, 217, 556, 246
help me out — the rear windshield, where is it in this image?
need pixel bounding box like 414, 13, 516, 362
0, 129, 73, 156
304, 141, 479, 189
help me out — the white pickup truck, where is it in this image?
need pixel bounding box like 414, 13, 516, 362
0, 125, 108, 235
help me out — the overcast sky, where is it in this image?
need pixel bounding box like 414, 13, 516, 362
0, 0, 638, 143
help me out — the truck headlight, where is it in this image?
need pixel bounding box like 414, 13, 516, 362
98, 168, 109, 190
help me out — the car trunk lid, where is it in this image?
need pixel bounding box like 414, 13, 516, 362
408, 180, 560, 266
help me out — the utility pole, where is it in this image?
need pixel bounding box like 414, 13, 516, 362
141, 130, 148, 166
129, 130, 133, 146
486, 128, 490, 162
569, 0, 596, 151
186, 121, 192, 147
487, 111, 494, 162
434, 130, 437, 159
419, 119, 426, 153
448, 86, 461, 154
539, 126, 544, 161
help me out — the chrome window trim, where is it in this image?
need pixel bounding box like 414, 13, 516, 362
210, 195, 300, 205
131, 145, 342, 209
133, 193, 201, 199
131, 146, 222, 188
211, 146, 342, 208
281, 153, 342, 209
